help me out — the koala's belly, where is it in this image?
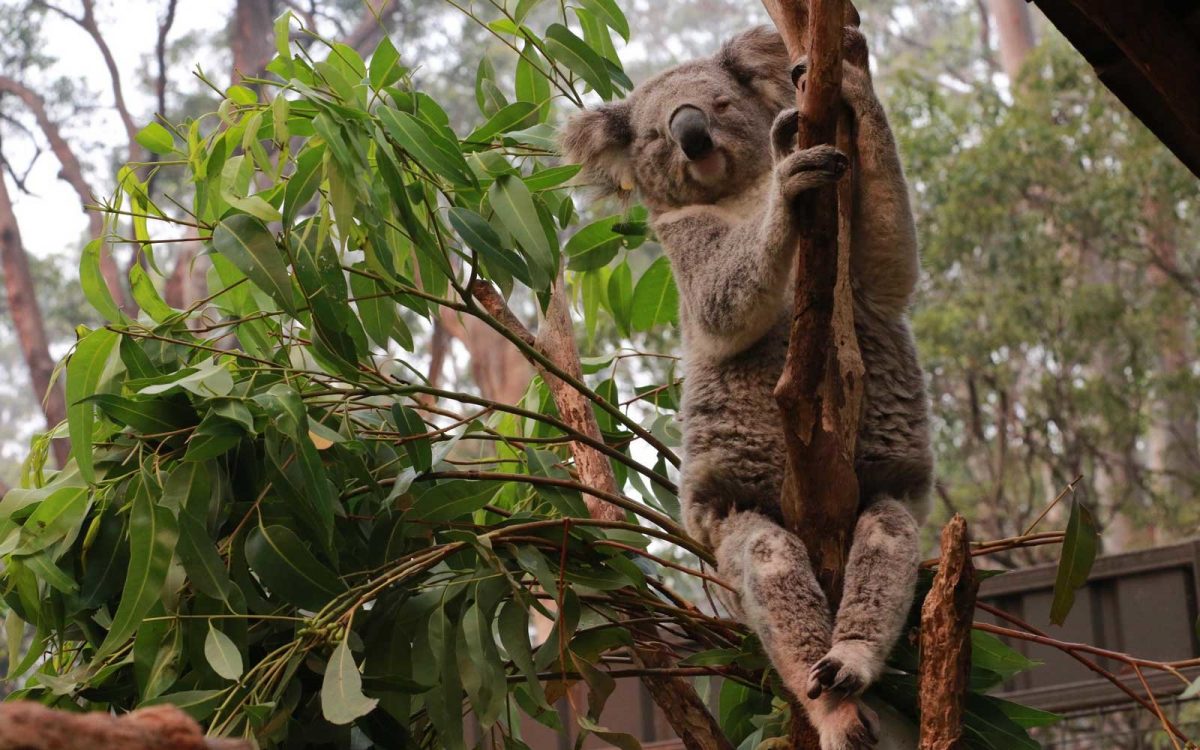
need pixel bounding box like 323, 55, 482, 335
679, 308, 933, 539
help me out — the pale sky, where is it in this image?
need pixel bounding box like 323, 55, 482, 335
11, 1, 237, 261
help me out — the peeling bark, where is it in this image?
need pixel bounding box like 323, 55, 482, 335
918, 515, 977, 750
0, 702, 250, 750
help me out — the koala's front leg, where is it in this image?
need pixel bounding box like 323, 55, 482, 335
807, 498, 920, 701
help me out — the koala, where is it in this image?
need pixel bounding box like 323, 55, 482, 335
563, 25, 932, 750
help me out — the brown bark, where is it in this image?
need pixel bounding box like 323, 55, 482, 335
985, 0, 1036, 81
0, 173, 69, 469
918, 515, 977, 750
0, 702, 250, 750
762, 0, 864, 610
470, 279, 731, 750
0, 75, 127, 312
760, 2, 863, 746
231, 0, 276, 85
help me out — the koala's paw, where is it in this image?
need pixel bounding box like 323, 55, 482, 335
776, 144, 848, 200
806, 641, 879, 699
813, 697, 879, 750
770, 108, 801, 161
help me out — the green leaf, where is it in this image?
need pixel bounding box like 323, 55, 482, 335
630, 256, 679, 331
205, 623, 244, 680
184, 412, 244, 462
369, 36, 406, 90
67, 327, 119, 483
378, 107, 474, 186
489, 175, 555, 290
410, 480, 501, 522
523, 164, 581, 191
565, 216, 622, 271
580, 0, 630, 41
322, 638, 379, 724
89, 394, 193, 435
95, 490, 179, 659
607, 261, 633, 336
544, 24, 612, 100
245, 524, 345, 611
1050, 498, 1099, 625
514, 43, 552, 123
349, 270, 398, 349
140, 689, 225, 721
498, 600, 548, 709
12, 486, 89, 557
79, 240, 124, 323
135, 122, 175, 155
177, 513, 234, 603
211, 215, 296, 314
446, 207, 532, 288
466, 102, 537, 144
391, 404, 432, 472
283, 144, 326, 224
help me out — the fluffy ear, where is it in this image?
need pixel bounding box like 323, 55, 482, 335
717, 26, 792, 109
560, 101, 635, 198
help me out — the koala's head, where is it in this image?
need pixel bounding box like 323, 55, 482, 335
562, 26, 791, 212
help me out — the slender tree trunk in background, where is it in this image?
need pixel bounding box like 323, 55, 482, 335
0, 75, 128, 313
1144, 198, 1199, 540
0, 175, 69, 469
986, 0, 1036, 81
231, 0, 276, 85
437, 308, 533, 404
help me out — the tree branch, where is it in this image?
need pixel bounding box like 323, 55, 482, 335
919, 515, 977, 749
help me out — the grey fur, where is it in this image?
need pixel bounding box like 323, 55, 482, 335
563, 26, 931, 750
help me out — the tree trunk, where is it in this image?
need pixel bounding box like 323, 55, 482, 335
231, 0, 276, 85
0, 174, 69, 468
985, 0, 1036, 81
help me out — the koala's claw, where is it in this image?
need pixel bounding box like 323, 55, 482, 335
791, 59, 808, 88
807, 654, 867, 699
770, 108, 800, 161
776, 144, 849, 199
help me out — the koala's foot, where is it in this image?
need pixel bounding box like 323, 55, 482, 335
811, 697, 879, 750
806, 641, 879, 699
775, 143, 848, 199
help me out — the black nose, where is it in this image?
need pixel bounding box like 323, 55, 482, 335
669, 105, 714, 161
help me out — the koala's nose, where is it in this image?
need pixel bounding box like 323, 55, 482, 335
669, 105, 714, 161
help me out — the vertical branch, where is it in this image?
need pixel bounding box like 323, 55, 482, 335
761, 2, 862, 746
761, 0, 865, 617
919, 515, 977, 750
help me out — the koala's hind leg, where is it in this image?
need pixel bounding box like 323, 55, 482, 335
711, 510, 880, 750
807, 498, 920, 700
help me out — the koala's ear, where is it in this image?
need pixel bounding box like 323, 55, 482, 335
717, 26, 792, 109
560, 101, 635, 198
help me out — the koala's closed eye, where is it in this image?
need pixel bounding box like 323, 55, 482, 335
642, 128, 663, 142
713, 97, 732, 113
